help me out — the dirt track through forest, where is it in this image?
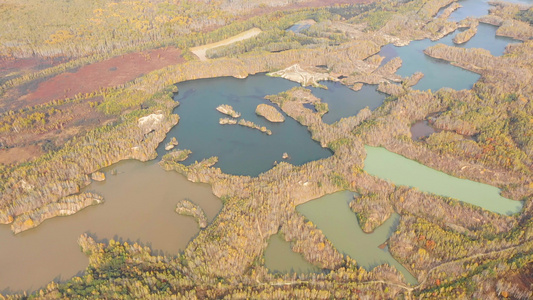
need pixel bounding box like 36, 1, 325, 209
190, 28, 262, 60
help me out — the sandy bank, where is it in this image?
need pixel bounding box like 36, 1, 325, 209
191, 28, 262, 61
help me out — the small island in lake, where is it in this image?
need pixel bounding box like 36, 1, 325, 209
256, 104, 285, 123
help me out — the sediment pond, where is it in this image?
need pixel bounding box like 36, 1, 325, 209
410, 120, 437, 140
296, 191, 418, 285
363, 146, 523, 215
264, 234, 320, 274
0, 160, 221, 294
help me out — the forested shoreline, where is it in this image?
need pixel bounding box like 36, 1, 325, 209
0, 0, 532, 298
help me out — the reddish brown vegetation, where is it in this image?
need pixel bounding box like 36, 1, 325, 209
0, 97, 114, 165
21, 47, 184, 106
0, 57, 67, 78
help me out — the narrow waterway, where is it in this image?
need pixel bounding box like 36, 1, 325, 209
380, 11, 522, 91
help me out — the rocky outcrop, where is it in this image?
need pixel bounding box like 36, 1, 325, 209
91, 171, 106, 182
138, 113, 165, 134
255, 104, 285, 123
216, 104, 241, 118
165, 137, 179, 151
219, 118, 237, 125
175, 199, 208, 229
267, 64, 336, 88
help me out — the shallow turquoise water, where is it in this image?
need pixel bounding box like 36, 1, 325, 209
363, 146, 523, 215
297, 191, 418, 285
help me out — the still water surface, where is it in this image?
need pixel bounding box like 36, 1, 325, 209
162, 75, 386, 176
163, 75, 331, 177
379, 22, 521, 91
296, 191, 418, 285
364, 146, 523, 215
1, 0, 527, 293
311, 83, 385, 124
0, 161, 221, 294
264, 234, 320, 274
410, 120, 437, 140
447, 0, 533, 22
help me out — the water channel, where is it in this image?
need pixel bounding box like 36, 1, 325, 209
379, 22, 522, 91
446, 0, 533, 22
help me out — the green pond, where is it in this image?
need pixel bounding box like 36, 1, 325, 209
264, 234, 320, 274
363, 146, 523, 215
296, 191, 418, 285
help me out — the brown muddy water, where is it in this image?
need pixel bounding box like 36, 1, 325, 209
410, 120, 437, 140
0, 160, 221, 294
